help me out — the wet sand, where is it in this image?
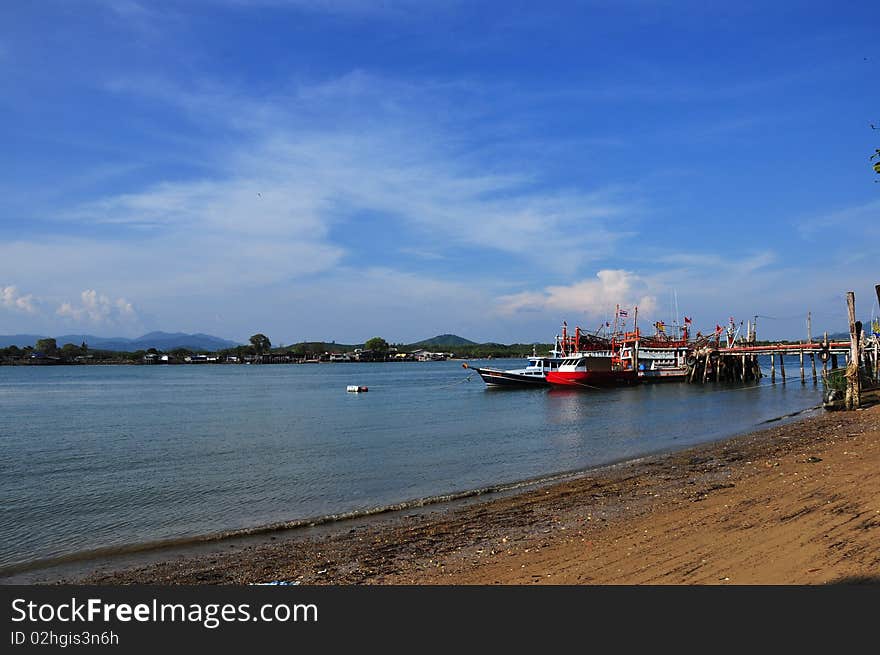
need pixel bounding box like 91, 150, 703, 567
73, 401, 880, 585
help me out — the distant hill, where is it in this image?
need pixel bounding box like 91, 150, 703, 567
408, 334, 478, 347
0, 332, 240, 352
0, 334, 46, 348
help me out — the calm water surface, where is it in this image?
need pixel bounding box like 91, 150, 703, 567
0, 360, 822, 572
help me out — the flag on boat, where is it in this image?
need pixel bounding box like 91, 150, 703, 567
619, 309, 628, 317
656, 321, 666, 333
684, 316, 692, 324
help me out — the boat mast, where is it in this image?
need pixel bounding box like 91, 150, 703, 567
673, 290, 680, 342
633, 306, 639, 372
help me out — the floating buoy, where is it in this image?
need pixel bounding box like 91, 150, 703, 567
346, 385, 368, 393
462, 363, 469, 369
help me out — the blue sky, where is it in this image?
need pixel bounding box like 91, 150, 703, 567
1, 0, 878, 344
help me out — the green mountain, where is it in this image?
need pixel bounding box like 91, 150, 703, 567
408, 334, 478, 347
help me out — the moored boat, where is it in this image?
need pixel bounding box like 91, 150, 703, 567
465, 356, 560, 387
545, 354, 639, 388
467, 322, 612, 387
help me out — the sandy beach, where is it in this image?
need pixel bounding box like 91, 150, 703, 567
71, 401, 880, 586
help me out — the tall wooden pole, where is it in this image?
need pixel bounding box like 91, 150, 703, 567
876, 285, 880, 382
799, 350, 805, 382
846, 291, 860, 409
779, 352, 786, 383
770, 353, 776, 382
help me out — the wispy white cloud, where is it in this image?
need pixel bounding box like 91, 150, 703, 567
1, 285, 38, 314
56, 289, 139, 326
71, 72, 639, 276
796, 198, 880, 239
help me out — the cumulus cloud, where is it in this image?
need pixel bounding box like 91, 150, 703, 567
0, 285, 38, 314
497, 269, 657, 318
57, 289, 139, 325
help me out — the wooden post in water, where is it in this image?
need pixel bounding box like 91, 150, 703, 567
845, 291, 860, 410
799, 350, 805, 382
770, 353, 776, 382
742, 354, 747, 382
702, 353, 710, 383
779, 352, 786, 383
810, 353, 817, 383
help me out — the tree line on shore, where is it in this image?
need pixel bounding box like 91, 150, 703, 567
0, 333, 557, 364
3, 329, 855, 366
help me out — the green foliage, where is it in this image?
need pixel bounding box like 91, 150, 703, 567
60, 343, 81, 359
249, 333, 271, 354
364, 336, 389, 352
439, 343, 555, 359
290, 342, 328, 356
35, 338, 57, 354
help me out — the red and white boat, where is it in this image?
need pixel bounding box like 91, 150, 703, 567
546, 307, 693, 388
545, 354, 639, 388
467, 322, 613, 388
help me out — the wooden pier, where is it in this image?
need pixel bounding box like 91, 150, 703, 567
685, 341, 851, 385
683, 285, 880, 414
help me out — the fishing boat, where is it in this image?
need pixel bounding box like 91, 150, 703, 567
464, 354, 562, 387
466, 322, 611, 387
545, 354, 639, 388
620, 320, 691, 383
545, 308, 692, 388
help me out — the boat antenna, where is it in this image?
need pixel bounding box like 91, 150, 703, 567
673, 289, 680, 337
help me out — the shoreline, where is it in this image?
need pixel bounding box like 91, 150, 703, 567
12, 398, 876, 585
0, 402, 819, 584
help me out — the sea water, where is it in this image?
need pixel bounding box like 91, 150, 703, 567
0, 360, 821, 573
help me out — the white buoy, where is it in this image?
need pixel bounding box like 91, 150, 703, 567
346, 385, 368, 392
